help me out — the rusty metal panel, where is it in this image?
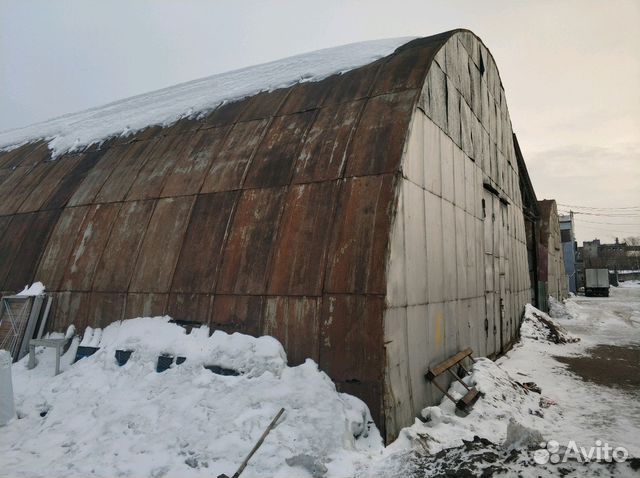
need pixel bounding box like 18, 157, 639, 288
345, 90, 418, 176
203, 100, 250, 128
268, 181, 340, 295
292, 101, 363, 183
209, 294, 264, 336
35, 205, 90, 290
93, 200, 156, 291
0, 146, 26, 169
325, 174, 396, 294
129, 196, 195, 293
217, 187, 286, 294
87, 292, 126, 328
0, 166, 35, 213
1, 141, 49, 169
319, 294, 384, 383
201, 119, 269, 193
4, 209, 61, 292
61, 203, 121, 291
263, 296, 320, 365
66, 147, 126, 206
124, 293, 168, 319
0, 168, 11, 188
96, 139, 159, 203
172, 192, 239, 294
115, 125, 164, 145
0, 214, 36, 289
243, 111, 315, 188
237, 88, 290, 122
0, 161, 54, 215
161, 127, 231, 197
371, 44, 435, 96
322, 60, 382, 106
167, 293, 212, 324
49, 291, 90, 333
278, 76, 337, 115
0, 216, 11, 242
43, 151, 104, 209
126, 134, 196, 201
19, 155, 82, 213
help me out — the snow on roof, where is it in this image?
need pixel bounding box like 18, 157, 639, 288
0, 37, 414, 157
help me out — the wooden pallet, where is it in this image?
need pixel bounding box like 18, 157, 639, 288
425, 347, 481, 411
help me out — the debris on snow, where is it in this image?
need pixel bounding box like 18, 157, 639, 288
388, 357, 547, 457
522, 304, 579, 344
503, 418, 544, 450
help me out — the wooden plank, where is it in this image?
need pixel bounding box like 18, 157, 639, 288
426, 347, 473, 379
456, 387, 480, 410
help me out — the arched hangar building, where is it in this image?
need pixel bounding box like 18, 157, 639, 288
0, 30, 537, 441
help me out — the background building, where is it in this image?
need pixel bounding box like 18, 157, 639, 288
559, 214, 577, 293
536, 200, 568, 310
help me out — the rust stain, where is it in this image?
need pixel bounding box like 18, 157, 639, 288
216, 187, 286, 295
129, 196, 194, 293
292, 100, 364, 183
35, 206, 90, 290
209, 295, 264, 337
200, 119, 269, 193
268, 181, 340, 295
93, 200, 156, 291
61, 203, 121, 291
325, 174, 396, 294
345, 90, 418, 176
243, 111, 316, 188
172, 191, 239, 293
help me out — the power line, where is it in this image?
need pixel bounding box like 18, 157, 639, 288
557, 210, 640, 218
575, 219, 640, 226
557, 203, 640, 210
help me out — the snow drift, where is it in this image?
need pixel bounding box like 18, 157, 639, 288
0, 37, 413, 157
2, 317, 382, 478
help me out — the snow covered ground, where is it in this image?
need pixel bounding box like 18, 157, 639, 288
375, 281, 640, 476
0, 37, 413, 157
1, 283, 639, 477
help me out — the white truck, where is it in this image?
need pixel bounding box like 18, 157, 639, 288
585, 268, 610, 297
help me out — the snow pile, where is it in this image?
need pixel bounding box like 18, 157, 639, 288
0, 37, 414, 157
548, 296, 575, 321
1, 317, 382, 478
16, 281, 45, 296
388, 357, 547, 456
80, 317, 287, 377
521, 304, 579, 344
619, 280, 640, 288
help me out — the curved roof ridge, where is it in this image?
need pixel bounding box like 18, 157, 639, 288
0, 37, 415, 156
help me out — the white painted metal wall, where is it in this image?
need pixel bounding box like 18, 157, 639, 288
383, 31, 531, 437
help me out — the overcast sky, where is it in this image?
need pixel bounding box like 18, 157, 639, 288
1, 0, 638, 243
